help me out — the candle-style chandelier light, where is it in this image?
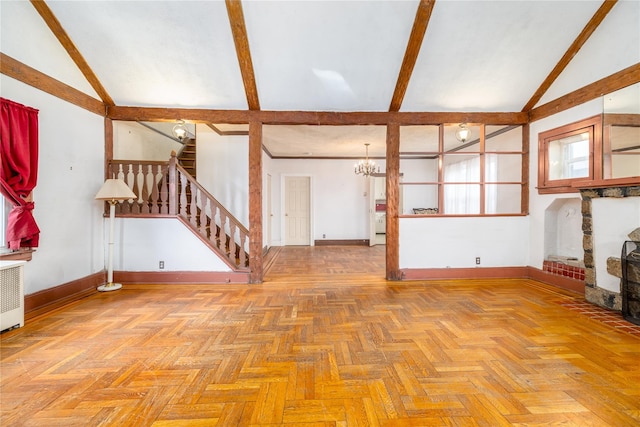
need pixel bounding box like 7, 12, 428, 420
354, 143, 379, 177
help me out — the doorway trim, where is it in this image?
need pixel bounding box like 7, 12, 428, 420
266, 173, 272, 249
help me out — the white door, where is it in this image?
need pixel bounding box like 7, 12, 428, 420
284, 176, 310, 245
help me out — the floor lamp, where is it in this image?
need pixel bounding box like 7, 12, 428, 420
95, 178, 136, 292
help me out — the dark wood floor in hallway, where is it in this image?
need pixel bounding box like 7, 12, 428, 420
2, 245, 639, 426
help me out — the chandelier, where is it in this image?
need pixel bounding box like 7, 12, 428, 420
354, 143, 379, 177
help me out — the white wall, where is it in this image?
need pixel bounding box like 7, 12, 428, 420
400, 216, 529, 268
1, 77, 105, 295
196, 125, 249, 227
266, 158, 380, 246
114, 218, 230, 272
592, 197, 640, 292
2, 0, 109, 295
528, 99, 603, 269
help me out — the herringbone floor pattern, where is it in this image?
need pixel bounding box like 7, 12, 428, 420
1, 246, 639, 426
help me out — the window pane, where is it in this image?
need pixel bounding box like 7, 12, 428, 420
611, 152, 640, 178
400, 125, 439, 153
485, 154, 522, 182
443, 154, 480, 182
485, 184, 521, 214
402, 184, 439, 215
608, 126, 640, 178
548, 132, 590, 180
444, 124, 480, 152
443, 184, 480, 214
400, 157, 438, 182
486, 125, 522, 152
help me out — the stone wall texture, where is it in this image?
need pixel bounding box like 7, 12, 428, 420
580, 186, 640, 311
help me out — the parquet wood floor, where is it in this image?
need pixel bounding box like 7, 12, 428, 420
2, 246, 640, 426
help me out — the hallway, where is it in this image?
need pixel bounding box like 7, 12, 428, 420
264, 245, 386, 281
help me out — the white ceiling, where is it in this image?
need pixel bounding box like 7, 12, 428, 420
2, 0, 638, 157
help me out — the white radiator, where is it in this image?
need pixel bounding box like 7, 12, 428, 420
0, 261, 25, 332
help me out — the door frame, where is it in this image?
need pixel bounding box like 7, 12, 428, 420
369, 176, 376, 246
266, 173, 272, 249
281, 174, 314, 246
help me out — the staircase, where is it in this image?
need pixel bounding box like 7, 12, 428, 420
178, 138, 197, 178
106, 153, 250, 271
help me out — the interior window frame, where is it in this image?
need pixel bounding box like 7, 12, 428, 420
537, 115, 602, 194
399, 123, 526, 217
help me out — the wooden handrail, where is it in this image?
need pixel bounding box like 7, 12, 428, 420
106, 154, 250, 270
171, 159, 249, 237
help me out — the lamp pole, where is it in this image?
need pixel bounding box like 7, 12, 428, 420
99, 200, 120, 291
95, 178, 136, 292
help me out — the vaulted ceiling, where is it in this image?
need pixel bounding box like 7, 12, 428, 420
2, 0, 638, 157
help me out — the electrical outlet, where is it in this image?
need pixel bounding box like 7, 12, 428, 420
323, 234, 326, 238
475, 257, 481, 265
159, 261, 165, 269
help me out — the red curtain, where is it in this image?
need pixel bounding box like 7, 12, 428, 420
0, 97, 40, 250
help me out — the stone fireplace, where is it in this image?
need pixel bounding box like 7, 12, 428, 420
580, 184, 640, 310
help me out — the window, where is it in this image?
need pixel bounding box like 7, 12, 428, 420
538, 115, 601, 194
400, 124, 525, 216
603, 115, 640, 179
444, 155, 483, 214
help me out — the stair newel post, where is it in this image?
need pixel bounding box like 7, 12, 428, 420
168, 151, 178, 215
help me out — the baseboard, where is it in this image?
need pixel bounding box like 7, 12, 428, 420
25, 271, 104, 320
400, 266, 585, 295
114, 270, 250, 284
526, 266, 585, 294
315, 239, 369, 246
400, 266, 529, 280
